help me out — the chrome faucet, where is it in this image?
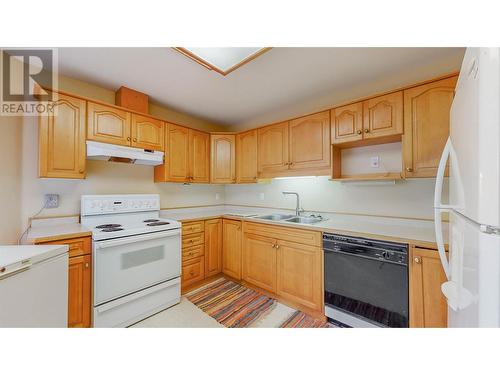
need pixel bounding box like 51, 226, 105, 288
282, 191, 304, 217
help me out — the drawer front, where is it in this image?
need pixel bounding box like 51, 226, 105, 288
182, 256, 205, 287
243, 222, 321, 247
182, 244, 204, 262
182, 232, 204, 248
42, 236, 92, 257
182, 221, 204, 235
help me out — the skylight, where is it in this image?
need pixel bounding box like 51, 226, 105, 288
173, 47, 270, 76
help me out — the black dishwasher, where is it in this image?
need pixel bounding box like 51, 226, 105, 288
323, 233, 409, 328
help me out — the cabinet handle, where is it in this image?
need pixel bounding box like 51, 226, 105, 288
406, 167, 413, 172
189, 271, 195, 276
364, 129, 369, 133
79, 169, 85, 174
414, 257, 421, 264
127, 137, 131, 141
275, 244, 279, 249
85, 263, 89, 268
271, 243, 276, 248
133, 138, 137, 142
357, 130, 362, 135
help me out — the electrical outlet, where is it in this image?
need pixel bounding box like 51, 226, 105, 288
215, 193, 220, 201
370, 156, 380, 168
44, 194, 59, 208
259, 192, 265, 201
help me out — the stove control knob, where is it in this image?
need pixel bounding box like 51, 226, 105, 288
382, 251, 391, 260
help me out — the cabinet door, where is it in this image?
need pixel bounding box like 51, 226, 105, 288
409, 246, 448, 328
205, 219, 223, 277
165, 124, 190, 182
68, 254, 92, 328
257, 121, 289, 175
39, 93, 86, 179
289, 111, 330, 170
331, 102, 363, 144
222, 219, 242, 280
236, 130, 258, 183
276, 240, 323, 312
182, 256, 205, 291
189, 130, 210, 183
131, 113, 164, 151
210, 134, 236, 183
242, 233, 277, 293
87, 102, 131, 146
362, 91, 403, 139
403, 76, 457, 178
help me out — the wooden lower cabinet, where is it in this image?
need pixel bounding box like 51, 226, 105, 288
39, 236, 92, 328
276, 240, 323, 311
222, 219, 242, 280
242, 233, 277, 293
182, 256, 206, 288
409, 245, 448, 328
68, 254, 92, 328
205, 219, 223, 277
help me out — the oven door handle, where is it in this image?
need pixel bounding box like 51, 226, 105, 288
95, 229, 181, 249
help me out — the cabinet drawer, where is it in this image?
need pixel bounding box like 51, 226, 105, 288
182, 221, 204, 235
42, 236, 92, 257
243, 222, 321, 247
182, 256, 205, 288
182, 244, 204, 262
182, 232, 204, 248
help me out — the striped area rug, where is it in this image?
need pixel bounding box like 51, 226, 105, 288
187, 279, 276, 328
280, 311, 332, 328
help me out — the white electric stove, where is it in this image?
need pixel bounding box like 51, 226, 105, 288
81, 194, 181, 328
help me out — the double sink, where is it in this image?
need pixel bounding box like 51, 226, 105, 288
254, 213, 325, 225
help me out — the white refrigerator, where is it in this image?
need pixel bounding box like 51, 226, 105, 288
434, 47, 500, 327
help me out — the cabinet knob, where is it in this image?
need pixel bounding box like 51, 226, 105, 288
85, 263, 89, 268
189, 271, 195, 276
414, 257, 421, 264
357, 130, 362, 135
271, 243, 276, 248
364, 129, 370, 133
127, 137, 131, 141
275, 244, 279, 249
406, 167, 413, 172
133, 138, 137, 142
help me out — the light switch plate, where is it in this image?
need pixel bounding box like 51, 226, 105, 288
370, 156, 380, 168
259, 192, 265, 201
44, 194, 59, 208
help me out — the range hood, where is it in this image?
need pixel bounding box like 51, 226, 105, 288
86, 141, 164, 166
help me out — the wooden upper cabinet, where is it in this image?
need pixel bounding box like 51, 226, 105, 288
242, 233, 277, 293
289, 111, 330, 170
331, 102, 363, 144
210, 134, 236, 184
205, 219, 223, 277
165, 124, 190, 182
39, 93, 86, 179
363, 91, 403, 139
190, 130, 210, 183
257, 121, 289, 175
403, 76, 457, 178
236, 130, 258, 183
87, 102, 131, 146
409, 246, 448, 328
222, 219, 242, 280
131, 114, 164, 151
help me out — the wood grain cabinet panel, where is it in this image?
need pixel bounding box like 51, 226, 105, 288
190, 130, 210, 183
277, 240, 322, 311
289, 111, 330, 170
242, 233, 277, 293
131, 114, 164, 151
222, 219, 242, 280
39, 93, 86, 179
236, 130, 258, 183
68, 254, 92, 328
409, 246, 448, 328
182, 257, 205, 288
87, 102, 131, 146
331, 102, 363, 144
363, 91, 403, 139
205, 219, 223, 277
257, 121, 289, 175
210, 134, 236, 183
155, 123, 190, 182
403, 76, 457, 178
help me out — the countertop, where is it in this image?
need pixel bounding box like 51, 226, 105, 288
161, 205, 448, 247
25, 217, 91, 244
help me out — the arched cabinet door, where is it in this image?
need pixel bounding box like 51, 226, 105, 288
87, 102, 131, 146
362, 91, 403, 139
39, 93, 86, 179
331, 102, 363, 144
257, 121, 289, 176
131, 114, 164, 151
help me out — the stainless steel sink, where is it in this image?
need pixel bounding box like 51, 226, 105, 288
255, 214, 295, 221
284, 216, 323, 224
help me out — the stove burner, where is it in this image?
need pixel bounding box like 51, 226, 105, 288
146, 221, 170, 226
96, 224, 122, 229
143, 219, 160, 223
101, 227, 125, 232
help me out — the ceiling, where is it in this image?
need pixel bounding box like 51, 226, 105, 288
57, 47, 465, 130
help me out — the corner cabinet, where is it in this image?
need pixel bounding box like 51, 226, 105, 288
39, 93, 86, 179
409, 245, 448, 328
403, 76, 458, 178
210, 134, 236, 184
236, 130, 258, 183
87, 102, 131, 146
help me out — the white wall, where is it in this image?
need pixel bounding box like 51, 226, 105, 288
224, 176, 446, 220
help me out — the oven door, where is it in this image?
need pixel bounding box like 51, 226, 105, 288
94, 229, 181, 306
324, 248, 409, 327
